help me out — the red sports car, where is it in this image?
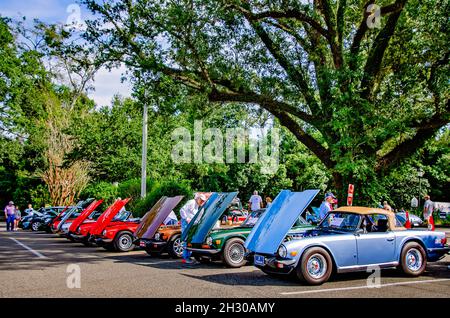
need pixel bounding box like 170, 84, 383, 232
90, 198, 147, 252
68, 199, 127, 247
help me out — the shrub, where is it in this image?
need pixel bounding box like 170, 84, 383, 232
117, 178, 156, 202
80, 181, 118, 206
132, 179, 193, 217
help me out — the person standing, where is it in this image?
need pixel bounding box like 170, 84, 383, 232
4, 201, 16, 232
383, 201, 393, 212
248, 191, 263, 211
423, 195, 434, 224
318, 193, 336, 221
180, 193, 207, 264
24, 203, 35, 216
14, 207, 21, 231
265, 197, 273, 208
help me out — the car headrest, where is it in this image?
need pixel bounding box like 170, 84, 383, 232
377, 218, 389, 231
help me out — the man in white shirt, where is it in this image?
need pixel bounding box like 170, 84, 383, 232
248, 191, 263, 211
180, 193, 207, 264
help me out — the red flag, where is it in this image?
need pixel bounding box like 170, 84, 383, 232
428, 213, 435, 231
404, 210, 411, 229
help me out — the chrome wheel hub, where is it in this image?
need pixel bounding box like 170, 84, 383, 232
229, 243, 244, 264
173, 238, 183, 256
406, 248, 422, 271
307, 254, 327, 279
119, 235, 132, 249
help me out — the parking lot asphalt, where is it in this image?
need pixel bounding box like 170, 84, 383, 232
1, 224, 449, 298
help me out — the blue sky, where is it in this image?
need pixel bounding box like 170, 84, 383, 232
0, 0, 132, 106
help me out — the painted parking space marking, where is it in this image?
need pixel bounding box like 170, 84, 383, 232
10, 238, 48, 259
280, 278, 450, 295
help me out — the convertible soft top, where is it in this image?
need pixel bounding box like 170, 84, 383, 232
333, 206, 406, 231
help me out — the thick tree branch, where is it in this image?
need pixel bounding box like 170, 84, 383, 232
271, 110, 334, 169
350, 0, 407, 72
317, 0, 343, 68
360, 0, 408, 100
208, 89, 316, 125
239, 14, 319, 113
240, 7, 330, 40
376, 108, 450, 172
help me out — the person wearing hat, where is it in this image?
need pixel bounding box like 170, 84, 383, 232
423, 195, 434, 224
179, 193, 207, 264
4, 201, 16, 232
319, 193, 336, 221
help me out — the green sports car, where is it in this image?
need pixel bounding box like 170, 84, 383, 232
186, 195, 315, 268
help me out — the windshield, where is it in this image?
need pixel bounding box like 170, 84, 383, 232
318, 212, 361, 232
241, 210, 264, 227
113, 210, 130, 221
293, 215, 308, 226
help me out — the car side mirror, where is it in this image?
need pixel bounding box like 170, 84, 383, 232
355, 228, 364, 235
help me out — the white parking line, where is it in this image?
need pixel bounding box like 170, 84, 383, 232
10, 238, 48, 259
281, 278, 450, 295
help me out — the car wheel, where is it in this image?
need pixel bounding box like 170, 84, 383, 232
194, 255, 211, 264
114, 232, 134, 252
296, 247, 332, 285
400, 242, 427, 276
31, 222, 41, 232
168, 235, 184, 258
222, 238, 247, 268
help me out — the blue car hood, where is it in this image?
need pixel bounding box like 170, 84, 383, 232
181, 192, 238, 244
244, 189, 319, 254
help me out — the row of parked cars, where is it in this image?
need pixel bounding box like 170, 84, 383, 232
20, 190, 449, 285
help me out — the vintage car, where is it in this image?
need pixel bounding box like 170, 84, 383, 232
133, 195, 185, 257
245, 189, 450, 285
19, 209, 58, 231
50, 199, 94, 235
87, 198, 141, 252
188, 206, 314, 268
134, 192, 214, 258
185, 191, 315, 268
396, 212, 424, 227
68, 199, 129, 246
58, 200, 103, 238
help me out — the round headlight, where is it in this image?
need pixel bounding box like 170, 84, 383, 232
277, 244, 287, 258
154, 233, 161, 240
102, 230, 107, 236
206, 236, 213, 246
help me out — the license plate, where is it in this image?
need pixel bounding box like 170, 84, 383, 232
254, 255, 265, 266
139, 241, 146, 247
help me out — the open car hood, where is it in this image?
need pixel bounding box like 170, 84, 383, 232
134, 196, 184, 239
244, 189, 319, 254
57, 198, 95, 231
182, 192, 238, 244
68, 199, 104, 233
90, 198, 131, 235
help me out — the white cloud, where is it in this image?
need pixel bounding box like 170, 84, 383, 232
89, 65, 133, 107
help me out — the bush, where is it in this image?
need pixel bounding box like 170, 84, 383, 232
132, 179, 193, 217
80, 181, 118, 206
117, 178, 156, 202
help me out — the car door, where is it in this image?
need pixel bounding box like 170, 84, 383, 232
356, 215, 396, 265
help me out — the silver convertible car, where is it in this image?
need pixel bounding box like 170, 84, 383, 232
245, 190, 449, 285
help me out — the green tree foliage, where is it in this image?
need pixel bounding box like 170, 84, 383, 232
132, 179, 193, 217
78, 0, 449, 203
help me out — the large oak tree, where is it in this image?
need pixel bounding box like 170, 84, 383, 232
80, 0, 449, 200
